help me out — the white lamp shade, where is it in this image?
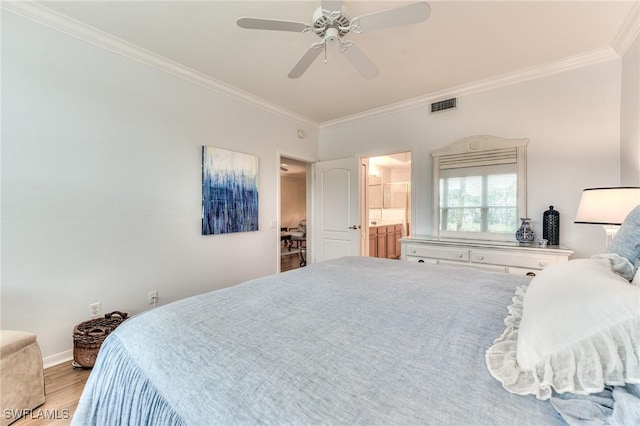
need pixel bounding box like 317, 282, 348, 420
575, 187, 640, 225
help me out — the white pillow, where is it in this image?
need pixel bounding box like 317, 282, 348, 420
487, 258, 640, 400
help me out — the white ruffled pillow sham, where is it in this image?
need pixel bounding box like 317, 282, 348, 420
486, 258, 640, 400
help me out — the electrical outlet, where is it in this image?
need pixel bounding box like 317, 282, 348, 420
89, 302, 101, 318
148, 291, 158, 305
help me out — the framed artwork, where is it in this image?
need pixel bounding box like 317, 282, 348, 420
202, 146, 259, 235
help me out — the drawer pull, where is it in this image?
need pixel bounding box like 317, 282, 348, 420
477, 256, 484, 260
539, 261, 548, 267
457, 254, 463, 259
418, 259, 425, 263
411, 250, 416, 254
526, 272, 536, 277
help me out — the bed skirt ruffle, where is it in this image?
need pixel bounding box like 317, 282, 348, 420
71, 335, 186, 426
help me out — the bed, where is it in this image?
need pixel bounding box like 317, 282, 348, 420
72, 222, 640, 425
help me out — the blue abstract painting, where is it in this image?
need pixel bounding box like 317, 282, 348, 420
202, 146, 259, 235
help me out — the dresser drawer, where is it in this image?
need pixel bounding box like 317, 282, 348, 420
406, 256, 438, 264
507, 266, 541, 276
405, 245, 469, 262
470, 249, 559, 270
440, 260, 508, 273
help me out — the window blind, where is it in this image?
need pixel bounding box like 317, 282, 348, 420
439, 148, 517, 170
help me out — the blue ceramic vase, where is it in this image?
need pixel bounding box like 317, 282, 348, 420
516, 218, 535, 243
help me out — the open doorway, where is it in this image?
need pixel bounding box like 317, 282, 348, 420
280, 156, 309, 272
362, 151, 412, 259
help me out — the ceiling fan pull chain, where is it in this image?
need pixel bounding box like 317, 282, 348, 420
323, 40, 328, 64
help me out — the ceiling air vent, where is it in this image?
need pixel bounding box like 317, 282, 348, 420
430, 98, 457, 114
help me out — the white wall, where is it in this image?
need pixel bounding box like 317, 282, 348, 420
620, 34, 640, 185
1, 12, 318, 359
280, 176, 306, 230
320, 60, 623, 260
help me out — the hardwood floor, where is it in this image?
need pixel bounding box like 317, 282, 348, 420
281, 240, 307, 273
281, 250, 304, 272
12, 362, 90, 426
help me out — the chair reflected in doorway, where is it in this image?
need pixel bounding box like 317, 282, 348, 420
281, 220, 306, 271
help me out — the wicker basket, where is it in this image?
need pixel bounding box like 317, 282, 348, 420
73, 311, 128, 368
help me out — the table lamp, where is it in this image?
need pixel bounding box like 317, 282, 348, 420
574, 187, 640, 247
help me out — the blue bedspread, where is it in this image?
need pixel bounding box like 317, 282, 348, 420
73, 256, 564, 425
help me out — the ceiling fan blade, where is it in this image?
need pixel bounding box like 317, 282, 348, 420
288, 44, 324, 79
321, 0, 342, 12
236, 17, 308, 33
341, 44, 379, 79
352, 2, 431, 33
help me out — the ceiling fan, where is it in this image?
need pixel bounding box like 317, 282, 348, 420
237, 1, 431, 79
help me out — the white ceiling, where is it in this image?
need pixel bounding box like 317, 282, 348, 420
35, 1, 637, 125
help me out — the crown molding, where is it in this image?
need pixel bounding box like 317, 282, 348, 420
1, 1, 320, 129
613, 1, 640, 56
3, 1, 627, 130
320, 47, 619, 128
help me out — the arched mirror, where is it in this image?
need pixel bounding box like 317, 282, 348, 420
432, 135, 528, 242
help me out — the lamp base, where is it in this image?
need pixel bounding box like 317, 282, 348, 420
603, 225, 620, 249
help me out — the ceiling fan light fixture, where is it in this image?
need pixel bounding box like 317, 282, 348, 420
325, 27, 340, 43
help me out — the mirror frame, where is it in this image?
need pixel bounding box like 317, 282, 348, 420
431, 135, 529, 241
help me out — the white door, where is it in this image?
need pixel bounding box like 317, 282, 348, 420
313, 157, 361, 262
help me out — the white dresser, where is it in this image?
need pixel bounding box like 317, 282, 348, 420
401, 237, 573, 276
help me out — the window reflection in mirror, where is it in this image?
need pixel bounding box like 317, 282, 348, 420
432, 136, 528, 241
